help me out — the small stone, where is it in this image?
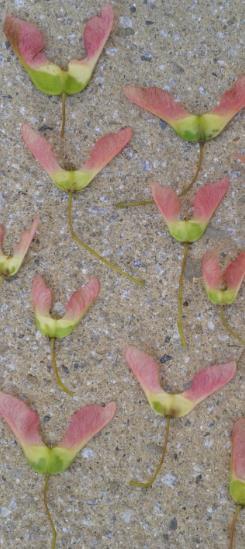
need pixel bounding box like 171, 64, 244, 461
159, 120, 168, 130
119, 16, 133, 29
160, 354, 172, 364
141, 52, 153, 62
169, 517, 178, 530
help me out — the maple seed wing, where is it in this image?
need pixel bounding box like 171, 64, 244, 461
193, 178, 230, 224
203, 76, 245, 140
54, 402, 116, 470
230, 418, 245, 505
64, 276, 100, 323
183, 361, 236, 410
201, 250, 223, 290
67, 5, 114, 93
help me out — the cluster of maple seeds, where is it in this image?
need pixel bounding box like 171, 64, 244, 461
0, 5, 244, 549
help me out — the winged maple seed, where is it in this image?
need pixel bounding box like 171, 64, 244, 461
202, 250, 245, 345
124, 76, 245, 143
0, 392, 116, 548
32, 275, 100, 395
22, 124, 144, 286
151, 177, 229, 243
125, 345, 236, 488
0, 215, 39, 277
228, 418, 245, 549
4, 6, 114, 96
150, 178, 229, 347
22, 123, 133, 193
202, 250, 245, 305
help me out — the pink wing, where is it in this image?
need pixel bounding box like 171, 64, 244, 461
125, 345, 163, 395
231, 418, 245, 481
83, 128, 132, 172
193, 178, 230, 223
201, 250, 223, 290
224, 251, 245, 291
59, 402, 116, 450
4, 15, 47, 68
151, 182, 180, 222
22, 124, 61, 175
124, 86, 189, 122
64, 276, 100, 322
83, 5, 114, 61
212, 76, 245, 117
0, 392, 44, 447
183, 361, 236, 405
32, 275, 52, 316
14, 215, 39, 258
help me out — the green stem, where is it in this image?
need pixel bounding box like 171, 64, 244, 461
43, 475, 57, 549
50, 338, 74, 396
229, 505, 241, 549
67, 193, 145, 287
115, 143, 205, 209
177, 243, 189, 348
179, 143, 205, 197
130, 416, 171, 489
60, 93, 66, 139
219, 307, 245, 346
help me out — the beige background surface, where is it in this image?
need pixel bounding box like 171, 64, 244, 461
0, 0, 244, 547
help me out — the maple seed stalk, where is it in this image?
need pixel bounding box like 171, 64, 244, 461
50, 338, 74, 396
43, 475, 57, 549
67, 193, 145, 287
115, 143, 205, 208
179, 143, 205, 197
60, 93, 66, 139
130, 416, 171, 488
177, 243, 189, 348
229, 505, 241, 549
219, 308, 245, 346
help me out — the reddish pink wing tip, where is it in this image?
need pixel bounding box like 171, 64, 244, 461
125, 345, 162, 394
184, 361, 236, 404
59, 401, 116, 450
83, 128, 132, 171
212, 75, 245, 116
232, 418, 245, 480
32, 274, 52, 316
201, 250, 223, 289
193, 178, 230, 223
151, 181, 180, 221
4, 15, 47, 68
22, 123, 61, 174
64, 276, 101, 322
0, 392, 43, 447
83, 5, 113, 60
14, 215, 39, 257
124, 85, 189, 121
224, 251, 245, 290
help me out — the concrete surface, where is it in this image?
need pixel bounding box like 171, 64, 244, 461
0, 0, 244, 548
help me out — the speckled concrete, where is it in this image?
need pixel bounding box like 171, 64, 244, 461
0, 0, 244, 548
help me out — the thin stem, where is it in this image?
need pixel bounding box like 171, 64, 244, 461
60, 93, 66, 139
67, 193, 145, 287
116, 199, 154, 209
115, 143, 205, 209
177, 243, 189, 348
43, 475, 57, 549
179, 142, 205, 197
229, 505, 241, 549
219, 307, 245, 346
50, 338, 75, 396
130, 416, 171, 489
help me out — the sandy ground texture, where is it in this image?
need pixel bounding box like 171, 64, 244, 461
0, 0, 244, 548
